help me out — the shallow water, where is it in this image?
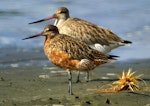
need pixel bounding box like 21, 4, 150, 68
0, 0, 150, 67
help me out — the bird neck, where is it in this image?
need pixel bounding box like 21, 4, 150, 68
43, 33, 58, 53
54, 18, 64, 26
54, 15, 70, 26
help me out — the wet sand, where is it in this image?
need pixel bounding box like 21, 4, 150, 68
0, 48, 150, 106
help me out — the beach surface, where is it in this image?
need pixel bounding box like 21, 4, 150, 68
0, 0, 150, 106
0, 48, 150, 106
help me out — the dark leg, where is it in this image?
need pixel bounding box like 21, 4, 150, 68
67, 69, 73, 95
86, 71, 90, 82
76, 71, 81, 83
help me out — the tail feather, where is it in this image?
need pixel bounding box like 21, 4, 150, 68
108, 55, 119, 60
101, 55, 118, 63
123, 40, 132, 44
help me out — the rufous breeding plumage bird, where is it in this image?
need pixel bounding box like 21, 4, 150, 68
23, 25, 118, 95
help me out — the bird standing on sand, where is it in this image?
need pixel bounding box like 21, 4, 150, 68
23, 25, 118, 95
29, 7, 132, 82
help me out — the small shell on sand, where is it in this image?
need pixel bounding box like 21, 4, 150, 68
39, 74, 50, 79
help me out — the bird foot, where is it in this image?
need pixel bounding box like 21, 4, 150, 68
76, 79, 81, 83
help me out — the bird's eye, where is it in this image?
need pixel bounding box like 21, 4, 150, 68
60, 10, 66, 14
48, 28, 51, 31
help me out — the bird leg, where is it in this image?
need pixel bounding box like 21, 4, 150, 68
76, 71, 90, 83
86, 71, 90, 82
76, 71, 81, 83
67, 69, 73, 95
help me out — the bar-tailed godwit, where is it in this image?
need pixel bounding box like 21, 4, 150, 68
29, 7, 132, 53
23, 25, 118, 95
29, 7, 132, 82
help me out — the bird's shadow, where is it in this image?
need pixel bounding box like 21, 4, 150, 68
128, 92, 150, 97
91, 78, 118, 82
